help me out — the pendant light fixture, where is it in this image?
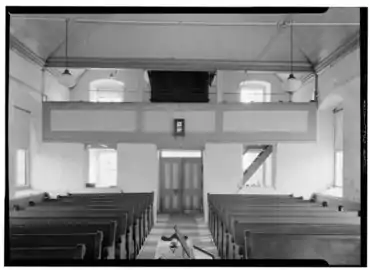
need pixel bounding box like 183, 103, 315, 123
59, 18, 75, 88
284, 20, 302, 100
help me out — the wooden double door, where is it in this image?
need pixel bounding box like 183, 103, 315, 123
159, 157, 203, 213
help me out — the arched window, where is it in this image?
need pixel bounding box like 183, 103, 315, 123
89, 78, 125, 103
239, 81, 271, 103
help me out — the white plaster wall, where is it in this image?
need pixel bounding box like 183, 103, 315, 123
275, 110, 334, 198
293, 79, 315, 102
117, 144, 159, 223
51, 110, 137, 132
318, 48, 360, 106
9, 50, 42, 91
342, 77, 361, 202
143, 111, 215, 133
223, 111, 308, 132
44, 72, 70, 101
31, 143, 85, 194
9, 50, 72, 199
203, 143, 243, 222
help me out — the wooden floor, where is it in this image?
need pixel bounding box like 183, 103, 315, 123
137, 213, 218, 259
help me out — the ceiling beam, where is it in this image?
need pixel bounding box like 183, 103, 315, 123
9, 34, 62, 79
301, 31, 360, 84
9, 34, 45, 67
45, 57, 313, 72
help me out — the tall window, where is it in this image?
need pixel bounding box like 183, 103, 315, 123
334, 151, 343, 187
334, 108, 344, 188
90, 79, 125, 103
240, 81, 271, 103
16, 149, 29, 187
88, 148, 117, 188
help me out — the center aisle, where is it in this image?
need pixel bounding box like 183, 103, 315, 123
137, 214, 218, 259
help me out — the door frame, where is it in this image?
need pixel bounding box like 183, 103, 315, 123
158, 149, 203, 214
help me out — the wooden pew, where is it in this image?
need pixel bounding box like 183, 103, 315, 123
227, 217, 360, 260
210, 203, 334, 250
208, 196, 322, 238
10, 211, 129, 259
219, 211, 359, 258
244, 232, 360, 265
219, 212, 359, 258
23, 204, 140, 257
10, 244, 86, 260
207, 194, 360, 261
312, 193, 361, 213
65, 192, 154, 232
10, 232, 103, 260
228, 223, 361, 260
10, 219, 117, 259
10, 192, 153, 259
42, 193, 153, 251
214, 206, 356, 241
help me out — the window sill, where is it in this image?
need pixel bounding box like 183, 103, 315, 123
319, 187, 343, 198
14, 189, 44, 199
15, 185, 32, 191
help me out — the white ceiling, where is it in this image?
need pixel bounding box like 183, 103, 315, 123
10, 8, 360, 74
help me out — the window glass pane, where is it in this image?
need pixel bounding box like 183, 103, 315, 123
243, 150, 268, 188
88, 149, 117, 187
335, 151, 343, 187
89, 90, 123, 103
240, 88, 264, 103
16, 149, 27, 187
161, 150, 202, 158
243, 151, 260, 171
334, 110, 344, 151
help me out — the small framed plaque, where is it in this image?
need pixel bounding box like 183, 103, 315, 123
174, 119, 185, 137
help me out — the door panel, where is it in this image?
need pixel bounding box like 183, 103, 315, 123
182, 158, 202, 212
159, 157, 203, 213
160, 158, 182, 213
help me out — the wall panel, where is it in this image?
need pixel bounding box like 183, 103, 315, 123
44, 102, 317, 147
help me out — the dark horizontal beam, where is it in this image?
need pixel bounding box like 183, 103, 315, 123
45, 57, 314, 72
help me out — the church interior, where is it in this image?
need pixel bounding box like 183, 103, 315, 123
7, 8, 363, 264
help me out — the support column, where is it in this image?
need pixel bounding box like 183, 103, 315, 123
117, 143, 159, 223
216, 71, 223, 103
137, 71, 145, 102
203, 143, 243, 222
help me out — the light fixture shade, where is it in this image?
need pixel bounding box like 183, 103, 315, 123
284, 73, 302, 93
59, 69, 75, 88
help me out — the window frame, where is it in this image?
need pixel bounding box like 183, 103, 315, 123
333, 107, 344, 188
89, 89, 124, 103
242, 149, 270, 188
239, 81, 271, 104
87, 147, 118, 188
89, 78, 125, 103
334, 150, 343, 188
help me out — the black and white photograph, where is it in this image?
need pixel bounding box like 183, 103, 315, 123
3, 5, 367, 267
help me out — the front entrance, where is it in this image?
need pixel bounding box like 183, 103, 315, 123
159, 151, 203, 213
